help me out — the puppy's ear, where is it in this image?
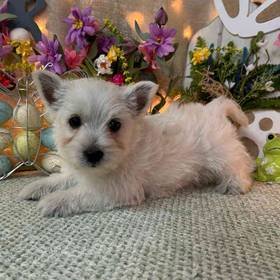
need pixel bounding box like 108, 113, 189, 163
32, 70, 63, 111
124, 81, 159, 115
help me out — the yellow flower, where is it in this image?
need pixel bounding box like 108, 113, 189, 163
122, 62, 128, 69
125, 77, 132, 83
191, 47, 211, 65
11, 40, 33, 59
107, 45, 121, 62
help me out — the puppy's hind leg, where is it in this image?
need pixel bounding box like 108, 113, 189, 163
214, 146, 253, 195
18, 173, 75, 201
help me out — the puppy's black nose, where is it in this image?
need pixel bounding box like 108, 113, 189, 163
83, 148, 104, 166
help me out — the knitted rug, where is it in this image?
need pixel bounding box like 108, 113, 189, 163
0, 177, 279, 280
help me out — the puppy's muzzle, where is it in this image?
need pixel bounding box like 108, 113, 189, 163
83, 148, 104, 166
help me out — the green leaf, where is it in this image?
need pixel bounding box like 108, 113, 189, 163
83, 58, 97, 76
53, 35, 64, 57
134, 21, 149, 41
195, 37, 207, 48
88, 42, 98, 60
272, 75, 280, 90
0, 13, 17, 22
250, 31, 264, 54
243, 97, 280, 111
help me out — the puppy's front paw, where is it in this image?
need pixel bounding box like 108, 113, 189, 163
38, 191, 74, 217
18, 180, 49, 201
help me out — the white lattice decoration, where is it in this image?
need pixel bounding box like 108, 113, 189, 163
214, 0, 280, 37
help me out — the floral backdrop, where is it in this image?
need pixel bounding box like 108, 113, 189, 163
1, 0, 277, 78
31, 0, 217, 78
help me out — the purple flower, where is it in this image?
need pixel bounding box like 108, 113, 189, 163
0, 1, 9, 34
154, 7, 168, 26
0, 34, 12, 59
0, 0, 7, 13
97, 35, 116, 53
64, 7, 99, 49
29, 35, 66, 74
146, 23, 176, 57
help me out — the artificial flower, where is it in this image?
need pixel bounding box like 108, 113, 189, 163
265, 81, 275, 92
0, 0, 7, 13
138, 43, 158, 70
11, 40, 33, 59
224, 80, 235, 89
191, 47, 211, 65
64, 6, 99, 49
0, 34, 12, 58
274, 34, 280, 47
4, 61, 35, 72
154, 7, 168, 26
145, 23, 176, 58
107, 45, 122, 62
29, 35, 66, 74
245, 63, 255, 74
94, 54, 112, 75
64, 47, 87, 69
108, 74, 125, 86
97, 35, 116, 53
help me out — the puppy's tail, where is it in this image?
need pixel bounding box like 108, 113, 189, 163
208, 96, 248, 127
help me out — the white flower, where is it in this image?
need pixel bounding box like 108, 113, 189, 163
245, 64, 255, 74
9, 28, 31, 41
94, 55, 113, 76
224, 80, 235, 89
257, 39, 268, 48
265, 81, 275, 92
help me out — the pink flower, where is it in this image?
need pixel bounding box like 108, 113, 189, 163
138, 43, 158, 70
274, 34, 280, 47
108, 74, 125, 86
64, 48, 87, 69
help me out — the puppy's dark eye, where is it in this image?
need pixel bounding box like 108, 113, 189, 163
268, 134, 274, 140
68, 115, 81, 129
108, 119, 121, 133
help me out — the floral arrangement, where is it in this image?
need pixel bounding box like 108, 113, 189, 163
179, 32, 280, 111
0, 4, 178, 113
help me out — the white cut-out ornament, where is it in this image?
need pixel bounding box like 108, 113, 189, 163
214, 0, 280, 37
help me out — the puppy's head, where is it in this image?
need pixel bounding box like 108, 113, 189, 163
33, 70, 158, 173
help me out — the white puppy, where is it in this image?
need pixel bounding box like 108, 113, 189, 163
19, 71, 253, 217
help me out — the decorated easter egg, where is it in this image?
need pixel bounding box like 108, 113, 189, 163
9, 28, 31, 41
41, 127, 56, 150
41, 153, 62, 173
13, 131, 40, 160
14, 103, 41, 129
43, 111, 54, 124
0, 101, 13, 125
0, 155, 12, 176
0, 128, 12, 151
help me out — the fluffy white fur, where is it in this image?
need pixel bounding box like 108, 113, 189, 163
19, 71, 253, 217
